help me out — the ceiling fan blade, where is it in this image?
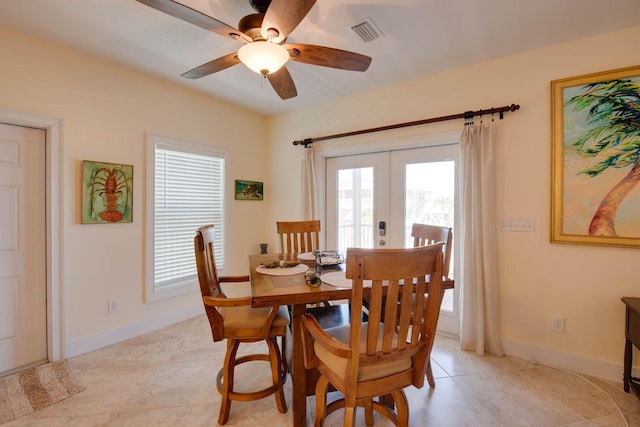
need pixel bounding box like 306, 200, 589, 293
135, 0, 251, 43
267, 67, 298, 99
181, 52, 241, 79
261, 0, 316, 43
284, 44, 372, 72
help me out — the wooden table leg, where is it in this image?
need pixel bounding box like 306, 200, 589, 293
292, 303, 308, 427
624, 338, 632, 393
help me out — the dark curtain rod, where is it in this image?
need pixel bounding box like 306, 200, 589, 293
292, 103, 520, 147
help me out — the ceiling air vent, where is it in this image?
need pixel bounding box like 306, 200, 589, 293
350, 17, 384, 43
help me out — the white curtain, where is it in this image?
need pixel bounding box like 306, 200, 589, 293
459, 121, 504, 357
301, 147, 318, 220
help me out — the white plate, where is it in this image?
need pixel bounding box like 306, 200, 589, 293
255, 263, 309, 276
297, 252, 315, 261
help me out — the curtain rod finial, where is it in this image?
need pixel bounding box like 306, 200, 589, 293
292, 138, 314, 147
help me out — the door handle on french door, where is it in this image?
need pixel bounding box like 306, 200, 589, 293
378, 221, 386, 236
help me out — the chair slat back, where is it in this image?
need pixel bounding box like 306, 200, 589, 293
195, 225, 224, 298
411, 223, 453, 277
276, 220, 320, 254
345, 244, 443, 387
194, 225, 225, 340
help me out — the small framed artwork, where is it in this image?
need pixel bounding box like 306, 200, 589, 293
235, 179, 263, 200
82, 160, 133, 223
551, 65, 640, 247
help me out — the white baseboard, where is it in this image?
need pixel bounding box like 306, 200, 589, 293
64, 313, 637, 385
65, 304, 204, 358
502, 338, 638, 383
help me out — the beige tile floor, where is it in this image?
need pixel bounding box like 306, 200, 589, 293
4, 314, 640, 427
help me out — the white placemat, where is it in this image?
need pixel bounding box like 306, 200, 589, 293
255, 263, 309, 276
320, 271, 372, 288
297, 252, 315, 261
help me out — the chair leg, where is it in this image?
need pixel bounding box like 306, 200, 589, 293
219, 339, 241, 425
391, 389, 409, 427
343, 406, 357, 427
314, 375, 329, 427
280, 333, 289, 375
343, 392, 358, 427
362, 399, 374, 426
267, 337, 287, 414
426, 359, 436, 387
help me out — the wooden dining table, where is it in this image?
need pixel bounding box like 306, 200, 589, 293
249, 252, 454, 427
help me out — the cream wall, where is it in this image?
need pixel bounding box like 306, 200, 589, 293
2, 22, 639, 379
0, 27, 271, 353
266, 26, 640, 380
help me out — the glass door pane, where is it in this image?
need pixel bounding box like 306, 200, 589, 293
337, 167, 374, 253
389, 144, 459, 336
325, 152, 389, 252
404, 160, 455, 311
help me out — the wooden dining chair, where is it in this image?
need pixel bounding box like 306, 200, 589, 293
276, 220, 349, 323
411, 223, 453, 277
411, 223, 452, 387
276, 219, 353, 332
276, 219, 321, 254
301, 244, 444, 427
194, 225, 289, 425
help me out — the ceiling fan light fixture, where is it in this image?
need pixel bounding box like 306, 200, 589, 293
238, 41, 289, 76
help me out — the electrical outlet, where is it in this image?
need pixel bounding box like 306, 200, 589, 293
552, 316, 565, 333
108, 299, 120, 314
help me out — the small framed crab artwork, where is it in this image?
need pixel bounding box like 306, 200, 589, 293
82, 160, 133, 224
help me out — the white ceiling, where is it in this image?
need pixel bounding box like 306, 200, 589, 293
1, 0, 640, 116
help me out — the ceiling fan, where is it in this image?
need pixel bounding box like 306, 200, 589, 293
135, 0, 373, 99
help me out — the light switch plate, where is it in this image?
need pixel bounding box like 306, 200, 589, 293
500, 218, 535, 232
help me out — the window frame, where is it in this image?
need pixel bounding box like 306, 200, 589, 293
145, 133, 228, 303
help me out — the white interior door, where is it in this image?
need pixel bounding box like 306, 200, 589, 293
325, 144, 459, 336
0, 123, 47, 374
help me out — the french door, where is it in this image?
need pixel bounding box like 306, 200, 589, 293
325, 143, 459, 336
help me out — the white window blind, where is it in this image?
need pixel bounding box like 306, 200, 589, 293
146, 134, 226, 302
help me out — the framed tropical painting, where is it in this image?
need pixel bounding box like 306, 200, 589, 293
551, 65, 640, 248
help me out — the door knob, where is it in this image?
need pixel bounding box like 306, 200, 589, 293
379, 240, 386, 246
